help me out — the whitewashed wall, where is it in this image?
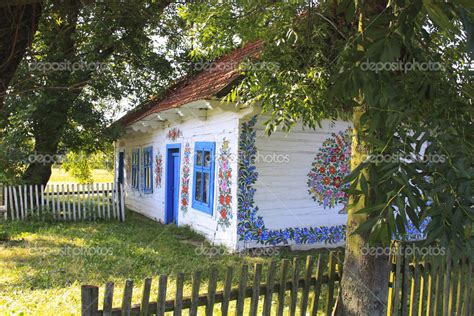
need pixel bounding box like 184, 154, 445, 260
115, 107, 241, 249
237, 116, 352, 250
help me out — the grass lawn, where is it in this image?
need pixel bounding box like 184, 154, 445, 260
48, 167, 113, 184
0, 210, 338, 315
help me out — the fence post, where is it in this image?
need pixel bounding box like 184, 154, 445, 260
325, 251, 336, 316
1, 184, 7, 220
81, 285, 99, 316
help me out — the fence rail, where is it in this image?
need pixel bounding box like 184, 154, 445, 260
81, 245, 473, 316
0, 182, 125, 222
82, 252, 343, 316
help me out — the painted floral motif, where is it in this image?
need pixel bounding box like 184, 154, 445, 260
237, 116, 346, 245
402, 217, 429, 241
217, 138, 233, 230
155, 151, 163, 188
126, 154, 132, 183
180, 142, 191, 215
237, 117, 427, 244
307, 128, 352, 214
167, 128, 182, 141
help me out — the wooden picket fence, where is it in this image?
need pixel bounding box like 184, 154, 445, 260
81, 252, 343, 316
0, 183, 125, 222
387, 243, 473, 316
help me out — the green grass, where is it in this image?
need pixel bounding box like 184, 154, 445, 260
0, 210, 337, 315
49, 167, 113, 184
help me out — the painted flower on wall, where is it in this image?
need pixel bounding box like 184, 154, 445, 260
126, 154, 132, 183
237, 116, 347, 245
167, 128, 182, 141
155, 151, 163, 188
180, 142, 191, 215
307, 128, 352, 213
236, 118, 427, 245
217, 138, 233, 230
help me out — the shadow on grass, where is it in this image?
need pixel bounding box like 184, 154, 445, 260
1, 209, 340, 292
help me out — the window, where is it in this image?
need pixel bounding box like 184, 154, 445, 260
131, 149, 140, 190
143, 146, 153, 194
192, 142, 215, 214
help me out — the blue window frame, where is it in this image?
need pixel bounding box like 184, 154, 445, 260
192, 142, 215, 214
131, 149, 140, 190
143, 146, 153, 194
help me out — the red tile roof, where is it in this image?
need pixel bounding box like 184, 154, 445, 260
118, 40, 263, 126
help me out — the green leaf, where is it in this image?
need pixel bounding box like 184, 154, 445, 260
423, 0, 454, 31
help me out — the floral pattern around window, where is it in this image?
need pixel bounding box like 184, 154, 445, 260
237, 116, 346, 245
217, 138, 233, 230
180, 142, 191, 215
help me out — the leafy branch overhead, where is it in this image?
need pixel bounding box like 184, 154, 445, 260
180, 0, 473, 250
0, 0, 190, 185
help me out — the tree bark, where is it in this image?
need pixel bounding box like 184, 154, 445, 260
21, 0, 79, 186
335, 107, 390, 316
0, 0, 42, 109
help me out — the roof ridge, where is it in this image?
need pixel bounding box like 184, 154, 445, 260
117, 40, 263, 126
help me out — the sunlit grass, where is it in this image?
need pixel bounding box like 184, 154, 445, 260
48, 167, 113, 184
0, 211, 335, 315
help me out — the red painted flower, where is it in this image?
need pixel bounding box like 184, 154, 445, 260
339, 154, 345, 161
319, 167, 325, 173
226, 171, 231, 178
182, 186, 188, 194
182, 198, 187, 206
220, 209, 227, 219
225, 195, 231, 205
331, 156, 337, 162
323, 177, 330, 185
220, 195, 225, 204
329, 166, 336, 174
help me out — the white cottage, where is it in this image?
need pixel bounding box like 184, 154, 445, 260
115, 41, 352, 251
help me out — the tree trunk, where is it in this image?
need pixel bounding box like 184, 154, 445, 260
334, 107, 390, 316
0, 1, 42, 109
22, 112, 65, 185
21, 1, 79, 186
